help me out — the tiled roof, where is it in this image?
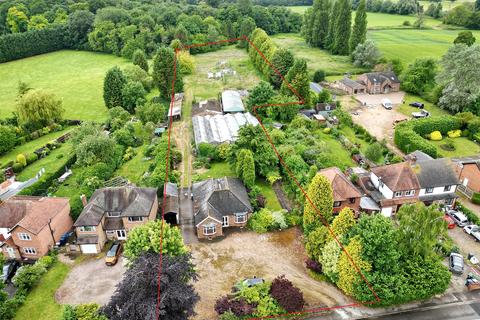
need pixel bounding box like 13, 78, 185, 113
371, 162, 420, 192
0, 196, 69, 234
320, 167, 362, 201
411, 158, 460, 188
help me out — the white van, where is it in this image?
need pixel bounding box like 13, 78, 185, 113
381, 98, 393, 110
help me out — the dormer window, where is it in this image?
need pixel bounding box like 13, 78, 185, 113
106, 211, 121, 217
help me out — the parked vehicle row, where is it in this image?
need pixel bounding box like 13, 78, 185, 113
442, 206, 469, 227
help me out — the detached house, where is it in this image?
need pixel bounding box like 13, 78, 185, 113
74, 187, 158, 254
339, 72, 400, 95
320, 167, 362, 216
407, 151, 459, 206
358, 162, 420, 217
0, 196, 72, 261
193, 177, 252, 239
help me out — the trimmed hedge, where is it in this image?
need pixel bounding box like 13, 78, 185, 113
456, 202, 480, 225
0, 25, 69, 63
394, 116, 461, 158
472, 193, 480, 205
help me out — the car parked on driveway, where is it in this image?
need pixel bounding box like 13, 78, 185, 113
412, 110, 430, 118
464, 225, 480, 241
409, 102, 424, 108
2, 261, 19, 283
449, 253, 464, 274
447, 210, 469, 227
444, 215, 456, 229
105, 241, 122, 266
381, 98, 393, 110
58, 231, 73, 246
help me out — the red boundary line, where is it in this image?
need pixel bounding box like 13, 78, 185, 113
156, 35, 381, 320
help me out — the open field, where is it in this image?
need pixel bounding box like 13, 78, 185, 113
271, 34, 366, 75
0, 126, 73, 168
368, 29, 480, 63
14, 262, 71, 320
0, 50, 129, 121
185, 45, 261, 101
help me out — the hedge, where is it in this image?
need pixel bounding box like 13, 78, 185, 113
0, 25, 69, 63
472, 193, 480, 205
456, 201, 480, 225
394, 116, 461, 158
18, 154, 76, 196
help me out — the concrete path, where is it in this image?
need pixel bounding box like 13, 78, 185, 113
179, 187, 197, 244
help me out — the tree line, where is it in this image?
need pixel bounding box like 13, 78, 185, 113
303, 0, 367, 56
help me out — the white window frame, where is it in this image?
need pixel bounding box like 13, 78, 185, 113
394, 191, 403, 198
203, 225, 216, 235
235, 214, 247, 224
79, 226, 96, 232
222, 216, 229, 227
23, 247, 36, 255
106, 211, 121, 217
333, 201, 341, 208
425, 187, 434, 194
444, 185, 451, 192
116, 229, 127, 239
404, 190, 415, 197
18, 233, 31, 241
127, 216, 144, 222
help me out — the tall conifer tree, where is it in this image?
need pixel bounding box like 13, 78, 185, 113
350, 0, 367, 53
325, 0, 340, 51
332, 0, 352, 55
311, 0, 332, 48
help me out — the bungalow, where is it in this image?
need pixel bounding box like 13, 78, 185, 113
452, 155, 480, 196
192, 177, 252, 239
73, 186, 158, 254
357, 162, 420, 217
407, 151, 459, 206
320, 167, 362, 216
0, 196, 72, 261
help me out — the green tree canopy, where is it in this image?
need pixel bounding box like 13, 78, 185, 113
350, 0, 367, 52
303, 173, 333, 235
153, 47, 183, 100
132, 49, 149, 72
16, 89, 64, 128
103, 66, 127, 109
401, 58, 438, 95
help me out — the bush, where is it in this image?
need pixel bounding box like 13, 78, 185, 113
248, 208, 274, 233
26, 153, 38, 164
270, 275, 305, 312
12, 162, 24, 173
16, 154, 27, 167
313, 70, 325, 82
403, 20, 411, 26
198, 143, 218, 160
214, 296, 255, 317
440, 139, 455, 151
457, 202, 480, 225
0, 125, 16, 155
447, 130, 462, 138
305, 258, 322, 273
473, 193, 480, 205
12, 263, 47, 291
323, 127, 331, 134
365, 143, 383, 162
430, 131, 442, 141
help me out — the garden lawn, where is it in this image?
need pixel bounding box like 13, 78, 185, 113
430, 137, 480, 158
114, 145, 152, 184
0, 50, 129, 121
0, 126, 73, 168
256, 179, 282, 211
184, 45, 261, 101
195, 162, 235, 180
16, 143, 74, 182
397, 93, 449, 118
14, 261, 71, 320
368, 29, 480, 63
340, 126, 385, 165
271, 33, 366, 76
316, 130, 356, 169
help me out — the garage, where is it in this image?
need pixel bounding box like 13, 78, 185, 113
80, 244, 98, 254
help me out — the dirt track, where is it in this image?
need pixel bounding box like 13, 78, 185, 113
189, 228, 351, 320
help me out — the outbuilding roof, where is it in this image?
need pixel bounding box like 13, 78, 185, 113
192, 177, 252, 226
340, 77, 365, 89
221, 90, 245, 113
310, 82, 323, 93
168, 93, 184, 117
192, 112, 259, 146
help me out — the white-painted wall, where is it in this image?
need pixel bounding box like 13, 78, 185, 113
370, 173, 394, 199
381, 207, 393, 217
419, 185, 457, 196
0, 228, 10, 239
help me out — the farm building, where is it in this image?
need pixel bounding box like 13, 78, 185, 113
192, 112, 259, 146
221, 90, 245, 113
168, 93, 184, 120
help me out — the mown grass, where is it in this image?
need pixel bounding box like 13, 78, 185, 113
0, 126, 73, 168
271, 33, 366, 76
256, 179, 283, 211
316, 130, 356, 169
14, 261, 71, 320
340, 126, 385, 164
430, 137, 480, 158
185, 45, 261, 101
114, 145, 153, 184
0, 50, 129, 121
195, 162, 235, 180
397, 93, 449, 118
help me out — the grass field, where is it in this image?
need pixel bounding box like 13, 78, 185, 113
14, 261, 71, 320
430, 137, 480, 158
185, 46, 261, 101
397, 93, 449, 118
0, 126, 73, 168
368, 29, 480, 63
271, 34, 366, 75
0, 50, 129, 121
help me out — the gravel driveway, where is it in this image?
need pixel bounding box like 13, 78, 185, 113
55, 256, 126, 305
189, 228, 352, 320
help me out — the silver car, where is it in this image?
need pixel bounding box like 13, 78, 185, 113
449, 253, 464, 274
464, 225, 480, 241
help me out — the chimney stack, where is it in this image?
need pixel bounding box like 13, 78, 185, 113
80, 194, 87, 207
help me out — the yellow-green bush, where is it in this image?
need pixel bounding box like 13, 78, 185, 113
430, 131, 442, 141
447, 129, 461, 138
323, 127, 331, 134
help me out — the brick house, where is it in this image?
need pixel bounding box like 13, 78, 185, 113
452, 155, 480, 195
0, 196, 72, 261
357, 162, 420, 217
320, 167, 362, 216
193, 177, 252, 240
339, 77, 366, 95
73, 187, 158, 254
339, 72, 400, 95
